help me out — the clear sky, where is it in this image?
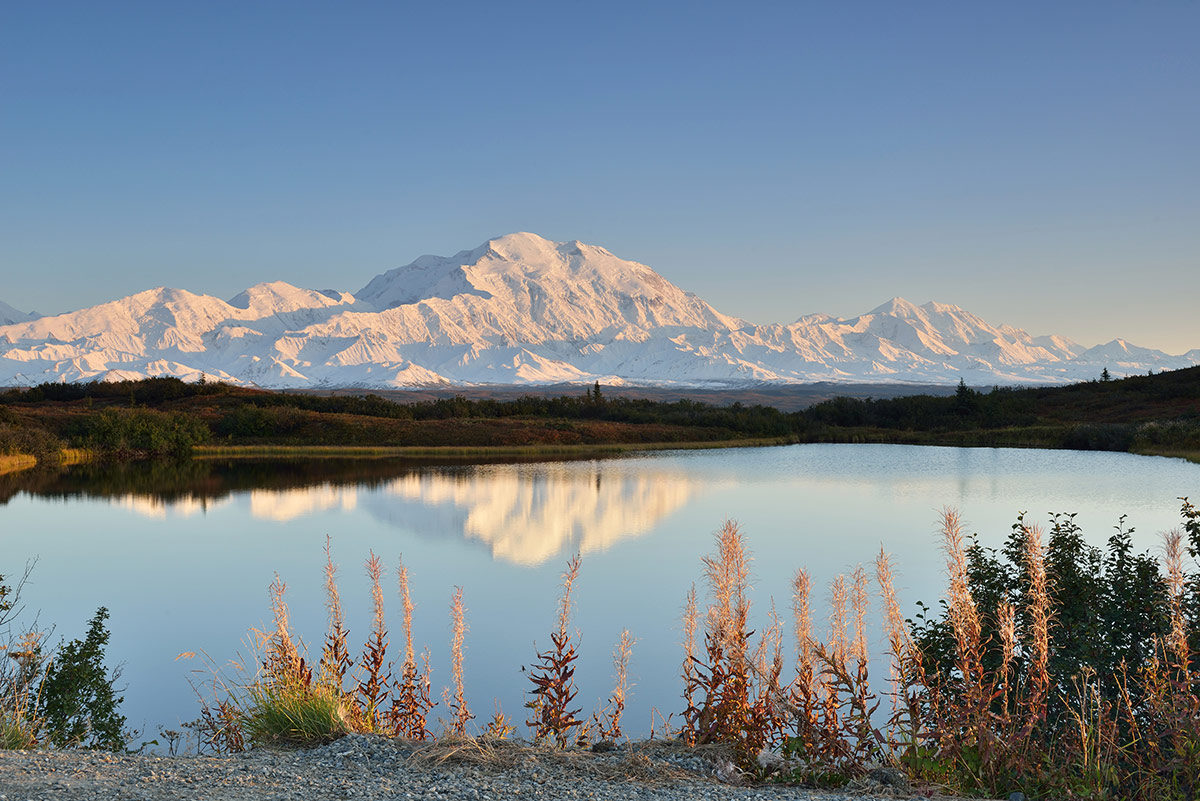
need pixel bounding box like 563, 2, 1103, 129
2, 1, 1197, 352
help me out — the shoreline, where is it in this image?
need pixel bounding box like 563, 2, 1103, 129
0, 447, 89, 476
1133, 446, 1200, 464
3, 435, 1197, 477
0, 734, 955, 801
0, 452, 36, 475
192, 437, 794, 460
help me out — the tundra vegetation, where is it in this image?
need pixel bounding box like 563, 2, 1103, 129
0, 365, 1198, 466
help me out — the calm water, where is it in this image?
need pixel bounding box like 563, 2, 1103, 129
3, 444, 1199, 743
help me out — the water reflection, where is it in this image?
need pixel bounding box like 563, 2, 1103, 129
116, 494, 227, 519
2, 457, 713, 566
250, 485, 358, 522
382, 467, 696, 564
3, 445, 1198, 746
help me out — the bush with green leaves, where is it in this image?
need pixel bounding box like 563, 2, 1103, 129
1133, 420, 1200, 451
80, 408, 209, 458
912, 511, 1171, 720
37, 607, 128, 750
1, 593, 129, 752
0, 421, 64, 461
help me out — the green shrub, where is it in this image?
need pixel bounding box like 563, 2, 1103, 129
1132, 420, 1200, 450
0, 422, 63, 461
213, 405, 308, 439
1060, 423, 1136, 451
38, 607, 128, 751
241, 684, 348, 745
80, 408, 209, 458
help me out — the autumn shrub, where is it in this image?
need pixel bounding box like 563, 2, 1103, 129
667, 505, 1200, 798
199, 546, 448, 750
903, 502, 1200, 799
525, 554, 585, 746
593, 628, 634, 741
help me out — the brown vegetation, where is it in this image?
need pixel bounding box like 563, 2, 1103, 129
184, 502, 1200, 800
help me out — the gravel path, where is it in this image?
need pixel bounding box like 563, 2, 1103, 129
0, 735, 955, 801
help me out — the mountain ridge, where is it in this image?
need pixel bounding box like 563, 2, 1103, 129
1, 233, 1196, 388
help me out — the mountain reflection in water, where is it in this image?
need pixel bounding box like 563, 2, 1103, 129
382, 468, 695, 564
2, 457, 709, 566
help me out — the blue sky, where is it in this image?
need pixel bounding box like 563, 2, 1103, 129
2, 1, 1197, 351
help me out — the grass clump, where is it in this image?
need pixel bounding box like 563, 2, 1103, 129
241, 683, 348, 745
0, 708, 38, 750
197, 545, 446, 750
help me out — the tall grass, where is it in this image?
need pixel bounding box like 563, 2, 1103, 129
667, 505, 1200, 798
388, 554, 435, 740
446, 587, 472, 735
594, 629, 634, 741
195, 502, 1200, 799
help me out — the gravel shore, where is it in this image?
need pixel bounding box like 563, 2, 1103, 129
0, 735, 958, 801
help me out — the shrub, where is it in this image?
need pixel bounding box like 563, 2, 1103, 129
1132, 420, 1200, 451
38, 607, 128, 751
80, 408, 209, 458
192, 505, 1200, 800
525, 555, 585, 747
0, 422, 63, 461
213, 405, 309, 439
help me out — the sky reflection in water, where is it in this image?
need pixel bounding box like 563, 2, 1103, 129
2, 444, 1198, 744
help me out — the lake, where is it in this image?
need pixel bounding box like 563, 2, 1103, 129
2, 444, 1198, 745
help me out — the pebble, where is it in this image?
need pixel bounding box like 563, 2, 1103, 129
0, 736, 967, 800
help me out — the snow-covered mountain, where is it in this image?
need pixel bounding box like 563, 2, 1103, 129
0, 232, 1195, 388
0, 300, 37, 326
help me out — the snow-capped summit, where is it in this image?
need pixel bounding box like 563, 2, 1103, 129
227, 281, 354, 313
355, 232, 741, 343
868, 297, 926, 317
0, 234, 1195, 388
0, 299, 37, 326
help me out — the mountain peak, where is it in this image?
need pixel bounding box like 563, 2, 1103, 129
227, 281, 352, 312
921, 300, 966, 315
485, 231, 556, 254
0, 299, 36, 326
472, 232, 575, 270
868, 297, 923, 317
354, 233, 739, 337
2, 236, 1195, 388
